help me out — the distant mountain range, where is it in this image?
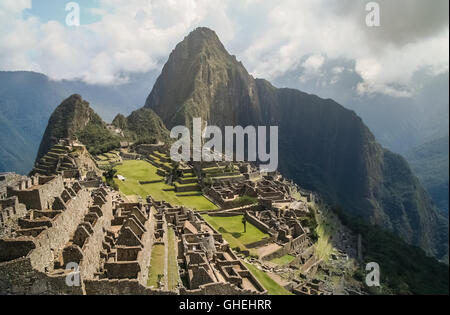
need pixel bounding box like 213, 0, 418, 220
406, 135, 449, 218
0, 70, 158, 174
274, 61, 449, 155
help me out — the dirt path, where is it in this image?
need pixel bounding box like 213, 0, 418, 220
267, 271, 290, 287
255, 243, 282, 257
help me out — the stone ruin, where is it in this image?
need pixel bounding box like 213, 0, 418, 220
292, 278, 330, 296
150, 199, 267, 295
0, 196, 27, 239
0, 141, 324, 295
93, 201, 152, 283
244, 204, 320, 272
31, 139, 100, 180
205, 169, 294, 209
0, 174, 99, 294
255, 175, 294, 208
0, 172, 269, 295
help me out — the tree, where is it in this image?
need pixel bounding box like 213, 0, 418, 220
242, 216, 247, 233
103, 167, 117, 180
170, 161, 183, 181
103, 166, 118, 190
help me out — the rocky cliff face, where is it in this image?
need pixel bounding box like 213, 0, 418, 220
145, 27, 448, 259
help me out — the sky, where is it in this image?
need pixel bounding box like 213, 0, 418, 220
0, 0, 448, 98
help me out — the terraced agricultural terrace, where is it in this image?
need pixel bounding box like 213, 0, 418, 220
31, 139, 99, 179
113, 159, 218, 211
33, 143, 80, 176
94, 150, 122, 169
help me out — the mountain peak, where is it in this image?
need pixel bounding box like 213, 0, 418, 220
186, 27, 220, 42
35, 94, 103, 162
172, 26, 230, 63
145, 27, 255, 128
60, 94, 84, 108
181, 27, 225, 51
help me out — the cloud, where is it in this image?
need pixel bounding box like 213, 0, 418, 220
239, 0, 449, 96
0, 0, 31, 14
0, 0, 236, 84
303, 55, 325, 73
0, 0, 39, 71
0, 0, 448, 96
333, 0, 449, 47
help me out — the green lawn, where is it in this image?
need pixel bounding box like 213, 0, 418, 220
167, 227, 179, 290
243, 262, 293, 295
147, 244, 165, 288
270, 254, 295, 266
315, 207, 337, 261
202, 215, 269, 251
114, 160, 218, 211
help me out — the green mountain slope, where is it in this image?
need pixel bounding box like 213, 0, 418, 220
406, 136, 449, 218
37, 95, 169, 161
145, 27, 448, 260
36, 94, 122, 160
112, 108, 169, 142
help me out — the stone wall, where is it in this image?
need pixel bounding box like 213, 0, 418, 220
28, 187, 91, 272
0, 257, 84, 295
84, 278, 176, 295
79, 196, 113, 279
135, 144, 164, 155
1, 259, 266, 295
244, 212, 271, 234
0, 196, 27, 231
181, 282, 267, 295
7, 176, 65, 210
262, 233, 309, 261
80, 179, 102, 188
174, 184, 200, 193
246, 237, 274, 249
137, 206, 155, 286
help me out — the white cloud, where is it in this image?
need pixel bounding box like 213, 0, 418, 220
0, 0, 448, 95
0, 0, 31, 14
0, 0, 236, 85
303, 55, 325, 74
239, 0, 449, 97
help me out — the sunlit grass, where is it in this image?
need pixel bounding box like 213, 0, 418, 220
243, 262, 293, 295
167, 227, 179, 290
270, 254, 295, 266
147, 244, 165, 288
114, 160, 218, 210
202, 214, 269, 250
315, 207, 338, 261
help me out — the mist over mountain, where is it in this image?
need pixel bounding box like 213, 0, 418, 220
272, 62, 449, 155
2, 58, 447, 175
0, 70, 158, 174
144, 27, 448, 259
406, 135, 449, 218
